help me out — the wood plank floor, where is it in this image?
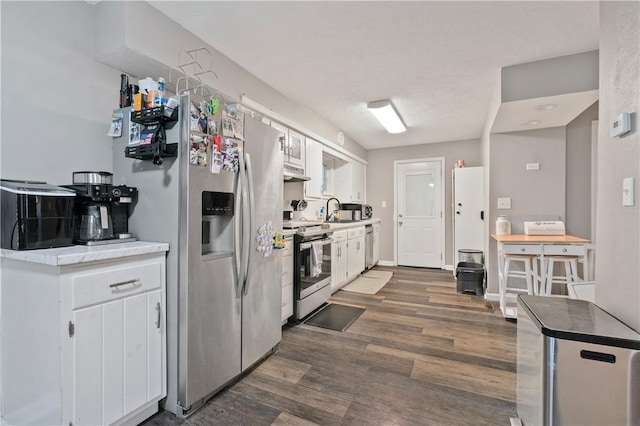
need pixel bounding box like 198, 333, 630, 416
144, 266, 517, 425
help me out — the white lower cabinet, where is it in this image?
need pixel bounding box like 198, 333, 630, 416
372, 223, 381, 266
347, 227, 366, 281
331, 230, 349, 291
281, 236, 294, 323
0, 251, 167, 426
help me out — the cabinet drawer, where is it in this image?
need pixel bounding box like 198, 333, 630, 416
72, 261, 162, 309
282, 257, 293, 287
502, 244, 542, 255
348, 227, 365, 240
282, 237, 293, 256
543, 245, 586, 256
332, 230, 348, 243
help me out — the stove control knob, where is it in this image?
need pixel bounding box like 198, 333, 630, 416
112, 188, 122, 197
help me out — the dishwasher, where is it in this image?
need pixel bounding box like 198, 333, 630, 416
516, 295, 640, 425
365, 224, 373, 270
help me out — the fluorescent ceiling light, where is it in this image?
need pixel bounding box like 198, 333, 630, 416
367, 100, 406, 134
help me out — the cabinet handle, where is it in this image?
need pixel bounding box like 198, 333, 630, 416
562, 248, 568, 253
155, 302, 161, 329
109, 278, 141, 289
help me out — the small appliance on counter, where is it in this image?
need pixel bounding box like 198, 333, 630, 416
0, 179, 76, 250
338, 203, 362, 221
524, 220, 565, 235
362, 204, 373, 219
64, 171, 138, 245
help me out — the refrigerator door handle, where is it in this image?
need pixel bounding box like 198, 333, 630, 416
235, 153, 246, 298
239, 152, 251, 293
243, 153, 256, 296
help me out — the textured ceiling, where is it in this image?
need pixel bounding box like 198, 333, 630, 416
149, 1, 599, 150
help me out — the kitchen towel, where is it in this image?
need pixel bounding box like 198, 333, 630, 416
311, 240, 323, 277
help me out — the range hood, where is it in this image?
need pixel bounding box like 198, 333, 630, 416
283, 164, 310, 182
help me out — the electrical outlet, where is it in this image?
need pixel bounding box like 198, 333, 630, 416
497, 197, 511, 209
526, 163, 540, 171
382, 201, 387, 208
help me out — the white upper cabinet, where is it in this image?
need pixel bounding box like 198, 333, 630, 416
351, 161, 366, 203
271, 122, 305, 170
334, 160, 366, 203
304, 138, 323, 199
286, 129, 306, 168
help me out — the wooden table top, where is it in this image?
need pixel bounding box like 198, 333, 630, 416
491, 234, 591, 244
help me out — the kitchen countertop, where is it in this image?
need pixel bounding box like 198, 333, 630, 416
491, 234, 590, 243
0, 241, 169, 267
325, 218, 381, 229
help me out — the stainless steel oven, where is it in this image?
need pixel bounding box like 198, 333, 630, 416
294, 227, 333, 320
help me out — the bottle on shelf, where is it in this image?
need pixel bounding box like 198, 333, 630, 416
155, 77, 166, 107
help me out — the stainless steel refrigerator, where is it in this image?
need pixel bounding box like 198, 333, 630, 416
112, 93, 283, 417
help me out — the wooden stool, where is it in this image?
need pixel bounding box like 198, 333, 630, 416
500, 253, 540, 315
543, 255, 580, 295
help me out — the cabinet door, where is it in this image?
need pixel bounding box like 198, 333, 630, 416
352, 162, 366, 203
347, 236, 366, 280
339, 241, 349, 286
72, 290, 163, 425
373, 229, 381, 265
304, 138, 323, 199
270, 121, 289, 163
288, 129, 305, 168
331, 241, 341, 291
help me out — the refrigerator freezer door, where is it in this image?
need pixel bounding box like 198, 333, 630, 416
241, 117, 284, 371
179, 95, 242, 411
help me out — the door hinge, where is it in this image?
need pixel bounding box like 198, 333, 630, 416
68, 321, 75, 338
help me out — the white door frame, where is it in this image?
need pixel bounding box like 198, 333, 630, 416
393, 157, 446, 268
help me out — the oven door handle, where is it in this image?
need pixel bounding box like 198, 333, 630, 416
299, 238, 332, 251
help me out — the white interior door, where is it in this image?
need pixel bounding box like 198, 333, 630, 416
453, 167, 485, 263
396, 160, 443, 267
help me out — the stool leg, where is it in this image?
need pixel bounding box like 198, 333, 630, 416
532, 258, 540, 295
569, 258, 580, 282
545, 259, 555, 295
500, 258, 510, 312
524, 260, 533, 295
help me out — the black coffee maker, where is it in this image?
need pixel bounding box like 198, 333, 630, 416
64, 172, 138, 245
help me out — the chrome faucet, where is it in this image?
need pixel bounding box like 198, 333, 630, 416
325, 197, 341, 222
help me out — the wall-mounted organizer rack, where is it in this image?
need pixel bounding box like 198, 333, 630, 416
125, 105, 179, 165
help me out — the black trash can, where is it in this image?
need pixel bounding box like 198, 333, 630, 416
456, 261, 485, 295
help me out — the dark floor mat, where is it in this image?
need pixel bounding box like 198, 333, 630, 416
304, 303, 365, 332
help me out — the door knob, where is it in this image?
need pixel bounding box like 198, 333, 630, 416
399, 221, 403, 226
398, 214, 404, 218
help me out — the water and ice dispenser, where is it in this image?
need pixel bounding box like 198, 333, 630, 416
201, 191, 234, 258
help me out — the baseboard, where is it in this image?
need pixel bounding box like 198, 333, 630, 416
377, 260, 395, 267
444, 264, 453, 271
485, 292, 500, 302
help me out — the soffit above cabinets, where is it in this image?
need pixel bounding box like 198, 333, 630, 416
491, 90, 599, 134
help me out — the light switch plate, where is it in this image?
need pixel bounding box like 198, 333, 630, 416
526, 163, 540, 171
623, 177, 634, 206
497, 197, 511, 209
382, 201, 387, 208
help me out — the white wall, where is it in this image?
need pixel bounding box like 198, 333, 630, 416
595, 1, 640, 332
367, 139, 481, 265
565, 102, 598, 238
487, 127, 567, 294
0, 1, 122, 184
501, 50, 599, 102
93, 1, 366, 161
